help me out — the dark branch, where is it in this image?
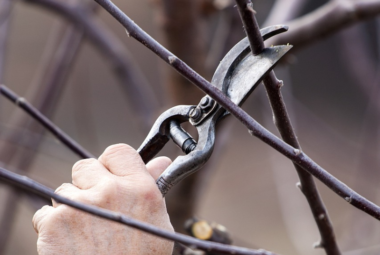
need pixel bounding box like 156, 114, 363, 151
0, 85, 94, 159
93, 0, 380, 223
0, 165, 278, 255
234, 0, 341, 254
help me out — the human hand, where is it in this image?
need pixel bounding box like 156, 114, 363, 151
32, 144, 174, 255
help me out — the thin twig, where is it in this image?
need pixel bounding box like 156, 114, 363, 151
268, 0, 380, 49
0, 85, 94, 159
0, 166, 279, 255
93, 0, 380, 223
234, 1, 340, 254
24, 0, 160, 129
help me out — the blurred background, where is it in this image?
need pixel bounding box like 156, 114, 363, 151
1, 0, 380, 254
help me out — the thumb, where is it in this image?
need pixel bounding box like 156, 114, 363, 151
146, 157, 172, 181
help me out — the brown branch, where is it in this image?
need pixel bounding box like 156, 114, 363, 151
234, 1, 340, 254
23, 0, 160, 129
0, 165, 279, 255
153, 0, 209, 232
268, 0, 380, 49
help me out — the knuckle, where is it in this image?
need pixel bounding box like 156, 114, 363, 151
54, 183, 72, 195
94, 177, 119, 206
138, 181, 162, 204
102, 144, 139, 163
72, 158, 97, 174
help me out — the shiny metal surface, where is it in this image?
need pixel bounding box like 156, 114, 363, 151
138, 25, 291, 196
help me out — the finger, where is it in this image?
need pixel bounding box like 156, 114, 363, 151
98, 144, 147, 177
53, 183, 83, 208
72, 158, 111, 190
32, 205, 54, 234
146, 157, 172, 180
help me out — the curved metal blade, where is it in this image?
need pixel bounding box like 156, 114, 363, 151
211, 24, 288, 92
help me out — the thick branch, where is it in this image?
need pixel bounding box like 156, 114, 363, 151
0, 85, 94, 159
0, 166, 278, 255
268, 0, 380, 49
234, 1, 340, 254
94, 0, 380, 223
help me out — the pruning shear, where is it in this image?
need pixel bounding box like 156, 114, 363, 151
138, 25, 292, 196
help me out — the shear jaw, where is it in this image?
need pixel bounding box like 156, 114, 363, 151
139, 24, 292, 196
157, 112, 221, 196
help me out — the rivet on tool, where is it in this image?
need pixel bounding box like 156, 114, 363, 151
199, 97, 215, 112
190, 107, 202, 122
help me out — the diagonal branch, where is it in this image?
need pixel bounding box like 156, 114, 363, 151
93, 0, 380, 224
0, 166, 279, 255
234, 1, 340, 254
268, 0, 380, 49
0, 85, 94, 159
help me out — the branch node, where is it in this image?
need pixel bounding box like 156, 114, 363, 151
345, 196, 353, 203
293, 148, 301, 156
246, 3, 256, 14
125, 29, 130, 37
15, 97, 26, 106
318, 213, 325, 220
313, 241, 323, 249
168, 55, 177, 64
296, 182, 302, 191
277, 80, 284, 88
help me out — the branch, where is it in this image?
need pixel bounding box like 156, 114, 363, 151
23, 0, 160, 129
263, 0, 309, 26
0, 85, 94, 159
93, 0, 380, 224
268, 0, 380, 49
0, 166, 279, 255
233, 1, 341, 254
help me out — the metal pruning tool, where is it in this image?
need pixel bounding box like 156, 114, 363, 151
138, 25, 292, 196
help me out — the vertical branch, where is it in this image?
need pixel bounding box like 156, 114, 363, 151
153, 0, 210, 232
234, 1, 341, 254
154, 0, 207, 105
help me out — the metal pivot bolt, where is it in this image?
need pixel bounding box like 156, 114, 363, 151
169, 121, 197, 154
199, 97, 215, 112
189, 107, 202, 122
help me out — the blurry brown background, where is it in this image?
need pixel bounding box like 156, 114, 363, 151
1, 0, 380, 254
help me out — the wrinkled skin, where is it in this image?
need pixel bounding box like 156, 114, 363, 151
33, 144, 174, 255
